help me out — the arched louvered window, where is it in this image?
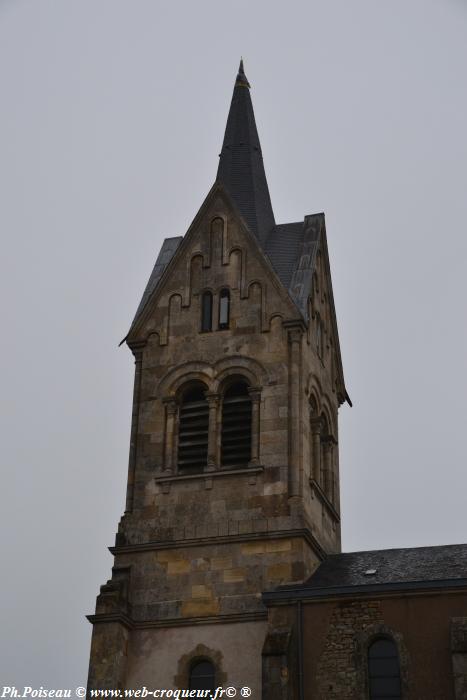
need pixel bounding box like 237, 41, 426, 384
177, 384, 209, 472
221, 381, 252, 467
189, 659, 216, 693
368, 637, 402, 700
218, 288, 230, 329
201, 291, 213, 332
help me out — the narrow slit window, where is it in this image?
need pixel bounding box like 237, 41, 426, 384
221, 382, 252, 468
201, 291, 213, 332
177, 385, 209, 472
189, 660, 216, 693
218, 288, 230, 329
368, 637, 402, 700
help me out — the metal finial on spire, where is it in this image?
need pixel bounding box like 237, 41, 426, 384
236, 58, 250, 88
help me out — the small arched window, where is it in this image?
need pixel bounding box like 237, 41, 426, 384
189, 659, 216, 693
221, 381, 252, 468
177, 384, 209, 472
218, 288, 230, 330
368, 637, 401, 700
201, 291, 213, 332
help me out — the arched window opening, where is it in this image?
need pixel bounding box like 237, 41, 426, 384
177, 385, 209, 472
218, 288, 230, 330
189, 660, 216, 693
368, 637, 401, 700
201, 291, 213, 332
221, 382, 252, 468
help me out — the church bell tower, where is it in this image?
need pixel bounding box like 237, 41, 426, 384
87, 60, 349, 697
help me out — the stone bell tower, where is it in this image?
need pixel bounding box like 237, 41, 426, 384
86, 60, 349, 697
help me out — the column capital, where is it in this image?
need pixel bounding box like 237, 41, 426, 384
162, 397, 178, 415
283, 319, 307, 343
247, 386, 262, 402
127, 340, 146, 359
310, 416, 323, 433
205, 392, 220, 407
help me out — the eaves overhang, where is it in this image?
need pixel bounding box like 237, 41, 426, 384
262, 577, 467, 606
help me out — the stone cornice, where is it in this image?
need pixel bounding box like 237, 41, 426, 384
154, 465, 263, 484
309, 478, 340, 522
262, 578, 467, 606
109, 527, 327, 561
86, 612, 133, 629
87, 610, 267, 629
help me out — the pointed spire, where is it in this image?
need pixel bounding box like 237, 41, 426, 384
217, 60, 275, 242
236, 58, 250, 88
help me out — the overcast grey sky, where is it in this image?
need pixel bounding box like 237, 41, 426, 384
1, 0, 466, 688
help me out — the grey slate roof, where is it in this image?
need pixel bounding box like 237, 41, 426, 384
262, 544, 467, 603
217, 60, 275, 244
129, 236, 183, 328
264, 222, 305, 289
304, 544, 467, 589
126, 64, 324, 337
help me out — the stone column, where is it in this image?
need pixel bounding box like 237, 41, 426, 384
162, 398, 177, 474
310, 417, 322, 484
125, 345, 144, 513
205, 392, 220, 471
323, 439, 333, 500
248, 387, 262, 466
285, 321, 305, 498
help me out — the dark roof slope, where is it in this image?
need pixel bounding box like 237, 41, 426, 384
129, 236, 183, 329
217, 60, 275, 244
304, 544, 467, 589
126, 62, 320, 336
262, 544, 467, 604
125, 65, 334, 359
264, 222, 304, 289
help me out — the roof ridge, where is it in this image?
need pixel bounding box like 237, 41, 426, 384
336, 542, 467, 556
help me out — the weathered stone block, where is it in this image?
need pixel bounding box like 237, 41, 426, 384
167, 560, 190, 575
224, 568, 246, 583
267, 563, 292, 581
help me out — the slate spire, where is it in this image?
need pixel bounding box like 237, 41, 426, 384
217, 60, 275, 242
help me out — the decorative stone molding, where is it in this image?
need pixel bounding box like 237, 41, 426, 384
155, 465, 264, 486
